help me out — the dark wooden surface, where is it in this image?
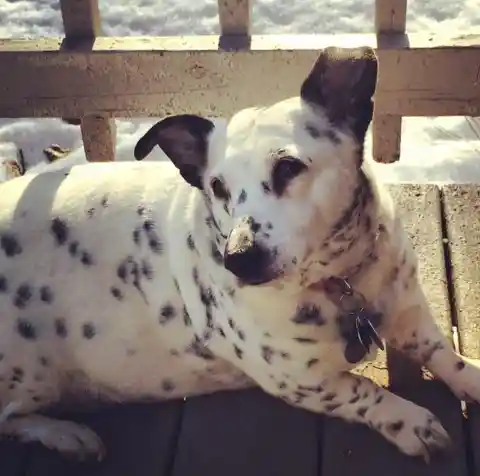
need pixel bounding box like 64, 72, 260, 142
443, 185, 480, 476
1, 184, 478, 476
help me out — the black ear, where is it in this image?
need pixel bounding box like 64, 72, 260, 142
134, 114, 215, 189
300, 46, 378, 142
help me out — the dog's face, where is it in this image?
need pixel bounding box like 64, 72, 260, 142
135, 47, 378, 286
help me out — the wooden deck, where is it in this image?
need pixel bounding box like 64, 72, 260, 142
1, 183, 480, 476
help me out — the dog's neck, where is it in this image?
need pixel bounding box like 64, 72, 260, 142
193, 164, 390, 327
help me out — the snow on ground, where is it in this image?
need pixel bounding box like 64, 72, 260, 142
0, 0, 479, 183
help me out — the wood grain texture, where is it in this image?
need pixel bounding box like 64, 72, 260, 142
172, 389, 319, 476
0, 34, 478, 118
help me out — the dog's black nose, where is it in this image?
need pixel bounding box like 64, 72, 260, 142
224, 241, 272, 285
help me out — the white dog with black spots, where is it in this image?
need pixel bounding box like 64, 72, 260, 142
0, 46, 478, 463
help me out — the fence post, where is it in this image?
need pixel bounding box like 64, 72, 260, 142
59, 0, 116, 162
373, 0, 407, 163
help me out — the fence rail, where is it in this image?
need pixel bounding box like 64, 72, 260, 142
0, 0, 478, 163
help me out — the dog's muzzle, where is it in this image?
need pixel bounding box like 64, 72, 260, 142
224, 217, 274, 285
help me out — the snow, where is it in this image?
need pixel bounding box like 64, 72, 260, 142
0, 0, 479, 183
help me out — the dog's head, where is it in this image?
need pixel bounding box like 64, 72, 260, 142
135, 46, 378, 287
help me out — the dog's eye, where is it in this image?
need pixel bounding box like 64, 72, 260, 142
271, 157, 308, 196
210, 177, 230, 201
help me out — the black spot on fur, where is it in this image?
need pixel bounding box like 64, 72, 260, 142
421, 341, 444, 364
187, 234, 196, 250
111, 286, 124, 301
349, 395, 361, 404
293, 337, 317, 344
68, 241, 79, 256
39, 356, 49, 367
1, 233, 22, 257
237, 329, 246, 341
162, 379, 175, 392
210, 241, 223, 265
14, 283, 33, 309
132, 227, 141, 245
101, 195, 109, 207
322, 392, 336, 402
261, 345, 274, 364
141, 260, 153, 280
187, 336, 215, 360
324, 403, 342, 412
305, 123, 321, 138
17, 318, 37, 340
11, 367, 24, 384
386, 420, 404, 434
233, 344, 243, 359
0, 275, 7, 293
357, 407, 368, 418
261, 181, 271, 194
238, 189, 247, 204
87, 207, 95, 218
159, 304, 177, 324
148, 237, 163, 254
183, 307, 192, 326
50, 218, 69, 246
137, 205, 146, 216
456, 360, 466, 371
306, 358, 319, 368
292, 303, 325, 325
82, 323, 96, 339
39, 286, 54, 303
54, 318, 67, 338
80, 251, 94, 266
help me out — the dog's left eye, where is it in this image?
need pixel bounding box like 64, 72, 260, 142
210, 177, 231, 201
271, 157, 308, 196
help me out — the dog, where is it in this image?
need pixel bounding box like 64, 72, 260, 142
0, 46, 478, 463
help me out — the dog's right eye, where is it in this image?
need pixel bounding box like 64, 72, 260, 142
210, 177, 230, 201
271, 157, 308, 196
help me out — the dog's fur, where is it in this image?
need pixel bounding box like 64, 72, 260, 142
0, 46, 478, 462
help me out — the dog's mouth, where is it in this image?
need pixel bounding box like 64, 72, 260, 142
235, 271, 280, 287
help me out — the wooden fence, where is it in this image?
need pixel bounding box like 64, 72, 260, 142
0, 0, 478, 163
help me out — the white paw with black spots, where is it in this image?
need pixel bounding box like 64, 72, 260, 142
380, 405, 452, 462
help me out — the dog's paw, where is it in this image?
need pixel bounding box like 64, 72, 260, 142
379, 405, 452, 462
3, 416, 105, 462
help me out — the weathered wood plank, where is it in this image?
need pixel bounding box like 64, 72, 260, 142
0, 34, 478, 118
172, 389, 319, 476
0, 442, 29, 476
375, 0, 407, 32
60, 0, 101, 40
25, 402, 184, 476
372, 0, 406, 163
59, 0, 116, 162
372, 114, 402, 164
442, 185, 480, 475
321, 185, 467, 476
218, 0, 251, 36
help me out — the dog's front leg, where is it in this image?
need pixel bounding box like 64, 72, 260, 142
269, 371, 451, 460
384, 285, 480, 404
